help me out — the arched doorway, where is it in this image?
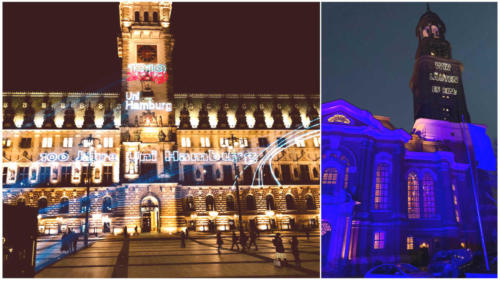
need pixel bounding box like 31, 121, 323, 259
140, 195, 160, 233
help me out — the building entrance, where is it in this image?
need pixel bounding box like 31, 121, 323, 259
140, 196, 159, 233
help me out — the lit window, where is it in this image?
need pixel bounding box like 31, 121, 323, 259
200, 137, 211, 148
220, 137, 230, 147
373, 231, 385, 249
42, 137, 53, 148
407, 236, 414, 250
3, 138, 12, 148
322, 168, 338, 185
82, 139, 92, 148
181, 137, 191, 148
451, 182, 461, 223
63, 137, 73, 148
103, 137, 114, 148
313, 137, 320, 147
328, 114, 350, 124
295, 139, 306, 148
239, 138, 249, 148
408, 172, 420, 219
344, 166, 349, 189
374, 164, 390, 209
422, 173, 436, 218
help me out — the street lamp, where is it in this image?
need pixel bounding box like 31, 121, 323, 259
78, 134, 102, 247
227, 134, 244, 233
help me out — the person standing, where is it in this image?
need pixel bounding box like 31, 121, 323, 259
185, 227, 189, 239
249, 230, 258, 251
216, 231, 223, 254
289, 235, 300, 267
272, 233, 286, 267
135, 226, 138, 236
71, 230, 78, 253
180, 231, 186, 248
305, 227, 310, 240
230, 231, 239, 251
240, 232, 248, 253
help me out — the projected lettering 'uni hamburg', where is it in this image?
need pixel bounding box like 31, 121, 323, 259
2, 2, 320, 236
321, 6, 496, 277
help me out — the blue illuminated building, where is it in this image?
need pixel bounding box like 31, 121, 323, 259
321, 7, 497, 277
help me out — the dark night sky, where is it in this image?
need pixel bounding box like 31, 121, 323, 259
322, 2, 497, 140
3, 2, 319, 94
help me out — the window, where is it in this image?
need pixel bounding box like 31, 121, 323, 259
38, 198, 48, 214
61, 166, 72, 185
312, 167, 319, 178
422, 173, 436, 218
103, 137, 114, 148
374, 164, 389, 210
239, 138, 249, 148
20, 138, 32, 148
220, 137, 230, 147
295, 139, 306, 148
306, 195, 316, 210
206, 195, 215, 211
181, 137, 191, 148
153, 12, 158, 22
60, 197, 69, 214
80, 197, 89, 213
103, 166, 113, 185
2, 167, 8, 184
313, 137, 320, 147
408, 172, 420, 219
17, 198, 26, 207
451, 182, 461, 223
266, 195, 275, 210
200, 137, 211, 148
17, 167, 29, 185
102, 197, 112, 213
246, 195, 256, 210
286, 194, 296, 210
186, 196, 195, 211
42, 137, 53, 148
39, 167, 51, 185
63, 137, 73, 148
258, 137, 269, 148
3, 138, 11, 148
226, 195, 235, 211
135, 11, 140, 22
276, 137, 287, 147
81, 166, 92, 185
144, 12, 149, 22
373, 231, 385, 249
322, 168, 338, 184
406, 236, 414, 250
82, 139, 93, 148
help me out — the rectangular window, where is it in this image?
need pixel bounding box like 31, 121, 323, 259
183, 165, 194, 184
200, 137, 211, 148
295, 139, 306, 148
373, 231, 385, 250
181, 137, 191, 148
408, 173, 420, 219
20, 138, 32, 148
39, 167, 51, 185
451, 183, 461, 223
322, 168, 338, 185
17, 167, 29, 185
2, 167, 8, 184
374, 164, 389, 210
81, 166, 92, 185
276, 137, 287, 147
3, 138, 12, 148
103, 137, 114, 148
258, 137, 269, 148
313, 137, 320, 148
103, 166, 113, 185
239, 138, 249, 148
222, 165, 233, 184
220, 137, 230, 147
406, 236, 414, 250
61, 166, 72, 185
63, 137, 73, 148
203, 165, 214, 184
82, 139, 92, 148
42, 137, 53, 148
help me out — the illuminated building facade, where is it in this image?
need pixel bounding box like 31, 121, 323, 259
2, 2, 320, 235
321, 7, 496, 277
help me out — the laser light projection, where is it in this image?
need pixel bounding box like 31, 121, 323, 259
125, 92, 172, 112
127, 63, 168, 84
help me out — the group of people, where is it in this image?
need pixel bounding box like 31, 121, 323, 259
272, 233, 301, 267
60, 229, 79, 254
217, 230, 259, 254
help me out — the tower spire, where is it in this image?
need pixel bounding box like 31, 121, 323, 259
426, 2, 430, 12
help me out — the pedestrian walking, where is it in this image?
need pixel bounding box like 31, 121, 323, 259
216, 231, 223, 254
272, 233, 287, 267
289, 235, 300, 267
240, 232, 248, 253
123, 226, 128, 239
230, 231, 239, 251
305, 227, 310, 240
180, 231, 186, 248
72, 232, 78, 253
249, 230, 258, 251
60, 231, 69, 254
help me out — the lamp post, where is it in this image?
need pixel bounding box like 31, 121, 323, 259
228, 134, 244, 233
78, 134, 101, 247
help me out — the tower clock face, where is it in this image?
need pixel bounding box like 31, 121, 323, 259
137, 45, 157, 63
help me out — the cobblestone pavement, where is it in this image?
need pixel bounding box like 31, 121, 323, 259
35, 233, 320, 278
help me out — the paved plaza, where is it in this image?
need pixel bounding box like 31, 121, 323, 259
35, 233, 320, 278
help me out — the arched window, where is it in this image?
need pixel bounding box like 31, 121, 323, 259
451, 181, 461, 223
80, 197, 90, 213
153, 12, 159, 22
246, 195, 256, 210
134, 11, 140, 22
206, 195, 215, 211
38, 198, 48, 214
322, 168, 338, 184
102, 197, 112, 213
17, 197, 26, 207
422, 173, 435, 218
374, 164, 390, 210
306, 194, 316, 210
431, 25, 440, 38
286, 194, 296, 210
266, 195, 275, 210
407, 172, 420, 219
226, 195, 235, 211
186, 196, 195, 211
60, 197, 69, 214
144, 12, 149, 22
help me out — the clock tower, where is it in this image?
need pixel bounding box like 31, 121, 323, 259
117, 1, 177, 182
410, 5, 471, 123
